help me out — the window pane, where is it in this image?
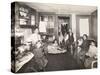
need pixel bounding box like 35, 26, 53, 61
79, 19, 89, 36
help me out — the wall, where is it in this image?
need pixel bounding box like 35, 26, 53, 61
71, 14, 76, 41
14, 2, 37, 42
75, 10, 97, 41
90, 10, 97, 41
22, 3, 97, 42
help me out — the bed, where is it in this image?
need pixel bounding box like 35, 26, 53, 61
14, 52, 34, 72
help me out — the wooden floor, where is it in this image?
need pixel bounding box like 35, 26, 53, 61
17, 52, 83, 73
45, 52, 81, 71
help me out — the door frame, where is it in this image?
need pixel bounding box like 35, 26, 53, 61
56, 14, 72, 38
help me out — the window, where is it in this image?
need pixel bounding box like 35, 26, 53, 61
39, 15, 54, 34
31, 15, 35, 25
79, 18, 89, 36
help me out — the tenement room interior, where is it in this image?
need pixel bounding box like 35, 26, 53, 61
11, 2, 98, 73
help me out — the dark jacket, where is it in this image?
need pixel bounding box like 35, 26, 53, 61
67, 32, 74, 45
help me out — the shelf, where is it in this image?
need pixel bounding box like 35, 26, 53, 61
19, 16, 30, 20
20, 25, 36, 29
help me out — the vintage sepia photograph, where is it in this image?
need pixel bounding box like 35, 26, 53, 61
11, 2, 98, 73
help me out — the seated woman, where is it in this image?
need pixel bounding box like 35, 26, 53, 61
84, 40, 97, 69
82, 34, 89, 52
47, 40, 66, 54
33, 41, 48, 71
47, 35, 56, 43
25, 28, 41, 46
74, 37, 86, 67
41, 35, 47, 43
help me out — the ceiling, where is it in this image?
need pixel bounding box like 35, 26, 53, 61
21, 2, 97, 15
